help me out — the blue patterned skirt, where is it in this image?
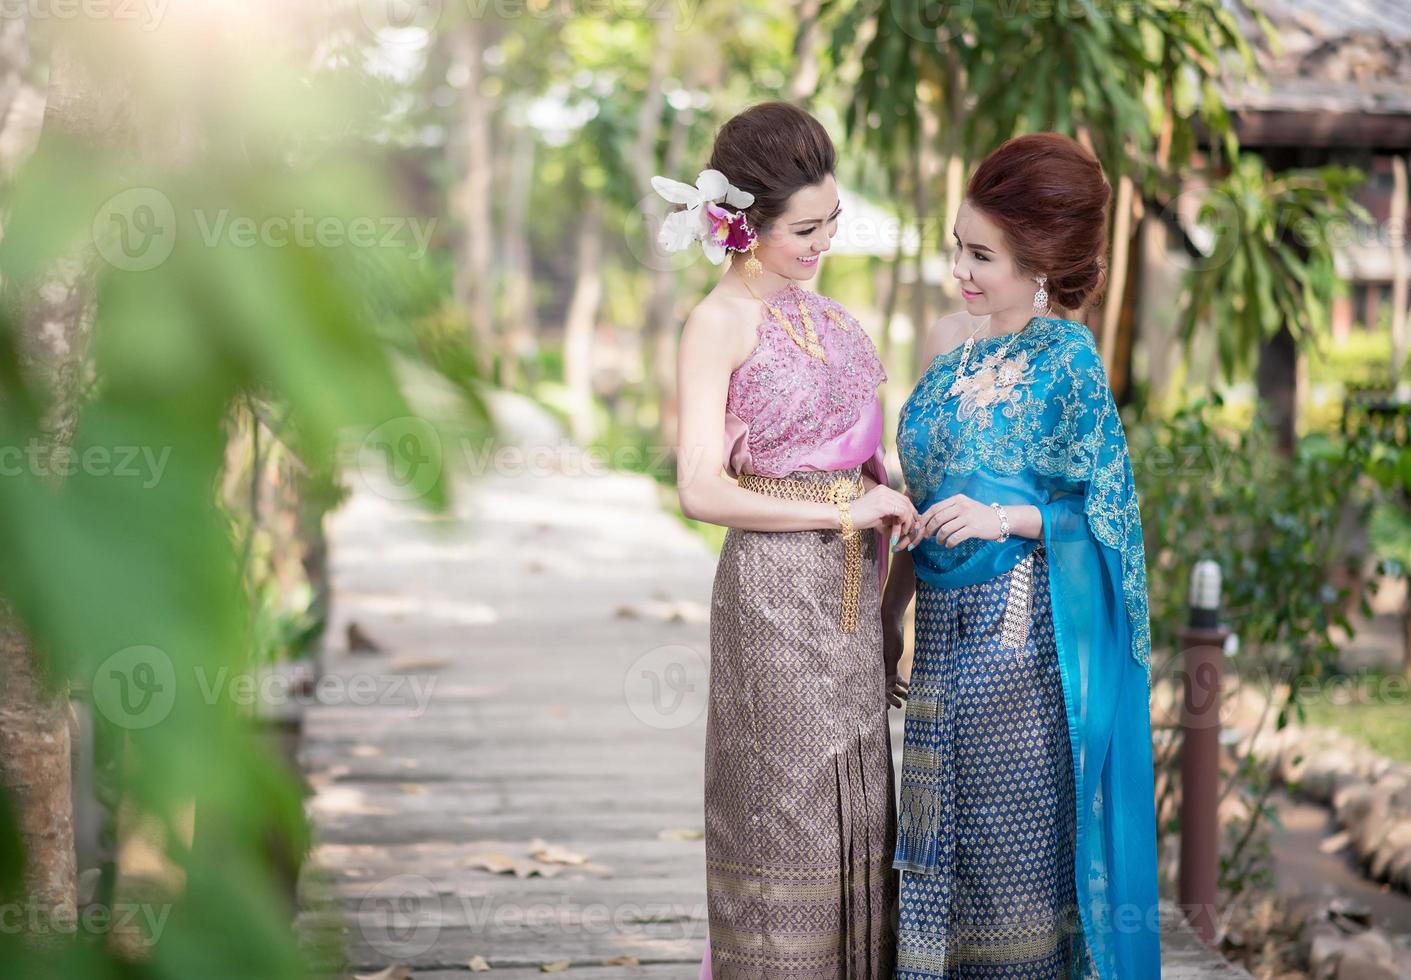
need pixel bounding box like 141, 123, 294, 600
894, 546, 1096, 978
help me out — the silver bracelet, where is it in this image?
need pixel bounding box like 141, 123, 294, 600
990, 502, 1011, 543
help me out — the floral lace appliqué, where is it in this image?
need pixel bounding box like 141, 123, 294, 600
952, 348, 1035, 428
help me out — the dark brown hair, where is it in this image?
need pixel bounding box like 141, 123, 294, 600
707, 102, 836, 231
966, 132, 1111, 311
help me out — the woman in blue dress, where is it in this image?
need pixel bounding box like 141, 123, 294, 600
885, 133, 1161, 978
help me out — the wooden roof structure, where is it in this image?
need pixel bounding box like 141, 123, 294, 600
1226, 0, 1411, 149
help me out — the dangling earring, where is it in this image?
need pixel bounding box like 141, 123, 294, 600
1032, 275, 1050, 314
743, 239, 764, 280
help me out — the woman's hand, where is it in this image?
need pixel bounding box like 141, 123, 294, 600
904, 494, 1004, 549
882, 615, 909, 709
849, 484, 919, 542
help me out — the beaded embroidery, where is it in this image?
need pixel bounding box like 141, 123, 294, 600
897, 317, 1151, 673
726, 284, 886, 478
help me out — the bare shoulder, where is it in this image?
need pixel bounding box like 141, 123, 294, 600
919, 310, 978, 371
681, 291, 764, 372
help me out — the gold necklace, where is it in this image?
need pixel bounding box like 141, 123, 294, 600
741, 278, 827, 362
823, 306, 852, 331
946, 316, 1021, 398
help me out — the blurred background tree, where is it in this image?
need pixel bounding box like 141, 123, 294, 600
0, 7, 482, 977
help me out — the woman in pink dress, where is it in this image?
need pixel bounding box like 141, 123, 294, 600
658, 102, 916, 979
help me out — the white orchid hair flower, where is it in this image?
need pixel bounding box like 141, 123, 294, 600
650, 169, 757, 264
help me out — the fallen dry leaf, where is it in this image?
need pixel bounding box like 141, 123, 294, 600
603, 954, 639, 966
384, 655, 450, 673
541, 961, 570, 972
1318, 831, 1350, 854
461, 852, 563, 878
468, 954, 491, 971
354, 966, 411, 980
529, 838, 589, 866
666, 600, 708, 624
346, 621, 383, 653
658, 827, 704, 842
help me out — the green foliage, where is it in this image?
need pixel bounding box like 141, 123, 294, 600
1178, 156, 1369, 379
1299, 677, 1411, 764
1309, 329, 1401, 390
0, 21, 486, 979
825, 0, 1261, 190
1343, 398, 1411, 578
1133, 397, 1366, 676
1131, 396, 1378, 894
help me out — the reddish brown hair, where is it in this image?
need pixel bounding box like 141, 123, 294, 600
708, 102, 836, 231
966, 133, 1111, 311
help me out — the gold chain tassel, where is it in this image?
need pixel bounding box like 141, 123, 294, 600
737, 472, 865, 633
840, 528, 862, 633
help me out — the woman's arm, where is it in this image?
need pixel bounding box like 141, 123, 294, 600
676, 305, 835, 531
881, 545, 917, 624
880, 541, 916, 706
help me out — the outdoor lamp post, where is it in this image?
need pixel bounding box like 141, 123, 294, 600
1179, 559, 1230, 945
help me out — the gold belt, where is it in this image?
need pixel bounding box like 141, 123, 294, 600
737, 472, 865, 633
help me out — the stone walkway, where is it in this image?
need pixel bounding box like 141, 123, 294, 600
296, 397, 1248, 977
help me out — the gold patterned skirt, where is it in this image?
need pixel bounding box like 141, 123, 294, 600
704, 465, 899, 979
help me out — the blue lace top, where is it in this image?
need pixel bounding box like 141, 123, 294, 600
897, 314, 1151, 673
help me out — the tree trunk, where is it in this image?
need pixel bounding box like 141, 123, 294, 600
880, 250, 903, 373
1111, 209, 1143, 408
563, 199, 603, 444
937, 151, 964, 305
498, 119, 537, 390
0, 27, 131, 944
789, 0, 823, 101
0, 608, 76, 941
1403, 588, 1411, 682
909, 103, 938, 379
0, 19, 44, 180
649, 112, 688, 447
878, 249, 905, 454
631, 8, 672, 192
1256, 325, 1298, 455
1101, 171, 1134, 374
935, 48, 966, 306
1391, 154, 1408, 390
449, 21, 497, 378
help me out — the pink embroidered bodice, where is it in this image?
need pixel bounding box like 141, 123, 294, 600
721, 282, 892, 593
723, 282, 888, 484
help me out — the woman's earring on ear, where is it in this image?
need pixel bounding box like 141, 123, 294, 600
744, 240, 764, 280
1032, 275, 1049, 314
